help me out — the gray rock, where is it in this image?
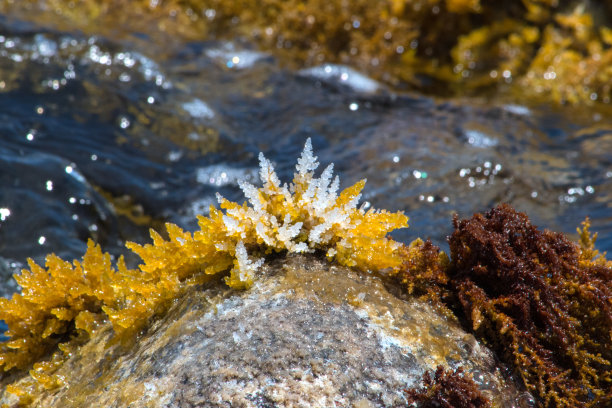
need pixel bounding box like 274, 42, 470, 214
1, 254, 531, 407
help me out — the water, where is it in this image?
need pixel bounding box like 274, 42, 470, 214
0, 17, 611, 299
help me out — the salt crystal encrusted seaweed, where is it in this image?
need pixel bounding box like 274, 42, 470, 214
0, 138, 409, 401
217, 138, 408, 288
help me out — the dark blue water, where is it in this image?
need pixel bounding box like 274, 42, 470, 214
0, 18, 611, 300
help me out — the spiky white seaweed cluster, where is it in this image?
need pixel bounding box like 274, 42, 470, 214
218, 138, 366, 286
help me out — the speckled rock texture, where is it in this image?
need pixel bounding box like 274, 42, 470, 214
1, 254, 532, 407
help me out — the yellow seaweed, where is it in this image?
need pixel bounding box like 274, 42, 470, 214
577, 217, 612, 269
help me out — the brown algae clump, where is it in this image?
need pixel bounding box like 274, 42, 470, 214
405, 365, 491, 408
396, 238, 450, 302
0, 139, 409, 402
448, 204, 612, 407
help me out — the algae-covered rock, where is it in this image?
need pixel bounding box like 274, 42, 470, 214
0, 254, 531, 407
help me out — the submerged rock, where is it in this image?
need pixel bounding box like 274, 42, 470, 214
1, 254, 531, 407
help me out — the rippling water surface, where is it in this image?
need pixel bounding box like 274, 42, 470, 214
0, 16, 611, 297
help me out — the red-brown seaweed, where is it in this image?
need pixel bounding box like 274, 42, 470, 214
447, 204, 611, 407
405, 365, 491, 408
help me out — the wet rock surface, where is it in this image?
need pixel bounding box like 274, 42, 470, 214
1, 254, 531, 407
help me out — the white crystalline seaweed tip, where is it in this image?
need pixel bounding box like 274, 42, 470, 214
238, 180, 264, 213
230, 137, 375, 281
296, 138, 319, 176
258, 152, 280, 189
234, 241, 264, 283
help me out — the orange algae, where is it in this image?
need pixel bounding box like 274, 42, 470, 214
0, 242, 111, 371
0, 138, 409, 401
